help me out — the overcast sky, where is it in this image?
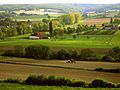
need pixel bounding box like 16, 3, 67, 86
0, 0, 120, 4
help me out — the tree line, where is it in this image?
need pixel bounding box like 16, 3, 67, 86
3, 75, 120, 88
58, 12, 82, 25
0, 18, 50, 39
3, 45, 120, 62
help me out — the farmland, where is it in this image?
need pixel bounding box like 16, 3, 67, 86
11, 9, 64, 21
0, 57, 120, 83
12, 15, 57, 21
0, 30, 120, 49
0, 3, 120, 90
83, 18, 120, 25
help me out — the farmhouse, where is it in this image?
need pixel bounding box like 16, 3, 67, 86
29, 32, 50, 40
29, 36, 39, 40
35, 32, 49, 39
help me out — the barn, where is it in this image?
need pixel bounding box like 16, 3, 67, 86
34, 32, 49, 39
29, 36, 39, 40
29, 32, 50, 40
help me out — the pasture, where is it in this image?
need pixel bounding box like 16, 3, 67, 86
0, 57, 120, 83
0, 30, 120, 49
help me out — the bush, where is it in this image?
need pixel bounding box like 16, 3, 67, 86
70, 50, 79, 60
106, 82, 116, 88
14, 45, 25, 57
2, 75, 117, 88
116, 83, 120, 88
3, 50, 14, 57
4, 78, 21, 83
101, 55, 115, 62
70, 81, 86, 87
95, 68, 120, 73
25, 75, 47, 85
105, 68, 120, 73
25, 75, 73, 86
90, 79, 115, 88
107, 46, 120, 62
25, 45, 51, 59
79, 49, 95, 60
95, 68, 103, 71
57, 49, 70, 60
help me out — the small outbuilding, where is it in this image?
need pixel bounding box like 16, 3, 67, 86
29, 36, 39, 40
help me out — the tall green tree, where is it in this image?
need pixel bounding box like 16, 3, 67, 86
0, 29, 3, 38
49, 20, 53, 36
110, 17, 113, 24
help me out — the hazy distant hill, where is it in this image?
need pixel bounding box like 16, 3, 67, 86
0, 4, 79, 13
0, 3, 120, 13
81, 3, 120, 13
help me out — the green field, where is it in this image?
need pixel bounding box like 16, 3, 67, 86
0, 30, 120, 49
12, 15, 57, 21
0, 83, 120, 90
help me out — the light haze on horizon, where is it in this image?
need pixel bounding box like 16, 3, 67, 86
0, 0, 120, 4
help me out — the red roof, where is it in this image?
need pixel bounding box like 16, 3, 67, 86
35, 32, 47, 37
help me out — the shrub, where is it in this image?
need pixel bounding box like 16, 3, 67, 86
25, 75, 72, 86
70, 50, 79, 60
3, 50, 14, 57
25, 45, 51, 59
116, 83, 120, 88
57, 49, 70, 60
106, 68, 120, 73
71, 81, 86, 87
101, 55, 115, 62
95, 68, 120, 73
55, 77, 72, 86
79, 49, 95, 60
95, 68, 103, 71
4, 78, 21, 83
47, 75, 56, 86
106, 82, 115, 88
25, 75, 47, 85
14, 45, 25, 57
90, 78, 115, 88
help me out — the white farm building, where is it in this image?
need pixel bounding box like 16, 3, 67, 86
29, 36, 39, 40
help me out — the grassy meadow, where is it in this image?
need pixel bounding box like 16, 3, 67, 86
0, 30, 120, 49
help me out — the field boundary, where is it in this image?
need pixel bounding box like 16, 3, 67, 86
0, 61, 89, 71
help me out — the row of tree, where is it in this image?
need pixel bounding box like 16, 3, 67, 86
0, 24, 32, 38
3, 45, 120, 62
24, 75, 117, 88
52, 24, 96, 36
0, 18, 51, 38
58, 12, 82, 25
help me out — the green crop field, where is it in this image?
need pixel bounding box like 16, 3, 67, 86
0, 83, 120, 90
0, 30, 120, 49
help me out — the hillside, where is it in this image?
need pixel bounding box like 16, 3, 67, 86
0, 3, 120, 13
